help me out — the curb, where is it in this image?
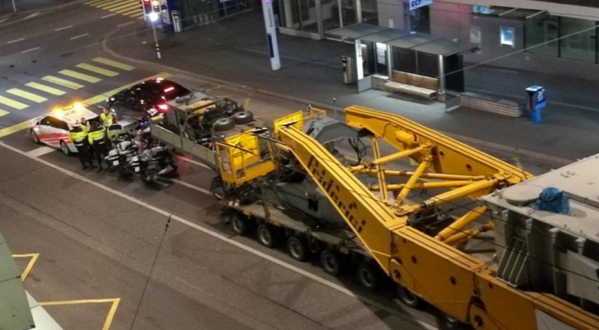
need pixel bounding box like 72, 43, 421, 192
101, 29, 574, 169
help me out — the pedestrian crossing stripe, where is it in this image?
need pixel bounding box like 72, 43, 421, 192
25, 82, 66, 96
7, 89, 47, 103
92, 57, 135, 71
122, 8, 142, 16
59, 70, 102, 83
0, 109, 8, 117
41, 76, 84, 89
76, 63, 119, 77
86, 0, 142, 18
0, 95, 28, 110
103, 2, 135, 11
95, 0, 127, 8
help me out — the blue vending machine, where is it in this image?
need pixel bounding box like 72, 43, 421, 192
526, 85, 546, 124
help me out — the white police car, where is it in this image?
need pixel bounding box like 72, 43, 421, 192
28, 103, 100, 155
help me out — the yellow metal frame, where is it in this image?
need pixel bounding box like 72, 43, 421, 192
266, 106, 598, 330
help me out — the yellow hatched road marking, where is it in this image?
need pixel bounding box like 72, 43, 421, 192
25, 82, 66, 95
85, 0, 106, 5
104, 2, 136, 11
0, 109, 8, 117
40, 298, 121, 330
112, 3, 138, 12
0, 95, 28, 110
42, 76, 84, 89
0, 120, 29, 138
121, 8, 141, 16
95, 0, 125, 8
92, 57, 135, 71
7, 89, 47, 103
59, 69, 102, 83
12, 253, 39, 281
127, 10, 144, 18
76, 63, 119, 77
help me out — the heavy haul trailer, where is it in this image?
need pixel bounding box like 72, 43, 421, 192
210, 106, 599, 330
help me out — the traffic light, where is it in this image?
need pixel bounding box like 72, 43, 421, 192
141, 0, 152, 14
151, 0, 160, 12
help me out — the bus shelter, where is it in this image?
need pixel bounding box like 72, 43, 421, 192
327, 23, 479, 95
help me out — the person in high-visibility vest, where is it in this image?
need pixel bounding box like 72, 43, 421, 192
100, 107, 114, 127
88, 121, 108, 172
80, 117, 90, 133
68, 124, 95, 170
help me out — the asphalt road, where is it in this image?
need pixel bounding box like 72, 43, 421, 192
0, 3, 555, 330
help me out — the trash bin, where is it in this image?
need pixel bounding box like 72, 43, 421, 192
526, 85, 546, 124
342, 56, 353, 84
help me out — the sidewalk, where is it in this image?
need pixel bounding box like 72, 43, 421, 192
107, 11, 599, 163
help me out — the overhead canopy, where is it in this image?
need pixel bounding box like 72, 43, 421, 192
386, 33, 443, 49
412, 38, 479, 56
360, 29, 411, 43
326, 23, 388, 39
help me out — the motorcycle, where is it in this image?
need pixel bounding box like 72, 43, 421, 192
105, 138, 138, 178
130, 144, 178, 184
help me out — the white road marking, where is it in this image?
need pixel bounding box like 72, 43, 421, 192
0, 141, 438, 330
117, 21, 135, 27
70, 33, 89, 40
172, 179, 211, 195
24, 12, 39, 19
7, 38, 24, 44
26, 146, 55, 158
0, 17, 9, 25
21, 47, 39, 53
177, 156, 210, 169
55, 25, 73, 32
102, 13, 117, 19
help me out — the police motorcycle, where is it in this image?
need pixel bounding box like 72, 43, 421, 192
105, 132, 138, 178
129, 144, 178, 184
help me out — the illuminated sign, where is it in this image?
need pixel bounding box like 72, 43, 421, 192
500, 26, 515, 47
409, 0, 432, 11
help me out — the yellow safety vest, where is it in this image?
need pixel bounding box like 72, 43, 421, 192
80, 122, 90, 133
88, 127, 106, 145
100, 113, 113, 126
69, 131, 87, 145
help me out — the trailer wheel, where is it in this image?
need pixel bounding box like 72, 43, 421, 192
307, 237, 322, 254
257, 224, 281, 248
231, 214, 250, 236
287, 236, 308, 262
320, 249, 344, 276
397, 285, 422, 308
442, 312, 463, 328
357, 262, 379, 291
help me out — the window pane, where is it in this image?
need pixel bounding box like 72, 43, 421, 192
560, 17, 597, 64
525, 16, 559, 57
360, 0, 378, 25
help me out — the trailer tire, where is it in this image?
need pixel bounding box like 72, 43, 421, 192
287, 236, 308, 262
397, 285, 422, 308
442, 312, 464, 328
231, 214, 251, 236
307, 238, 322, 254
233, 111, 254, 125
320, 249, 344, 276
257, 224, 281, 248
213, 117, 236, 132
357, 262, 379, 291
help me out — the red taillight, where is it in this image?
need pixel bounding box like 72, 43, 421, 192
163, 86, 175, 93
157, 103, 168, 111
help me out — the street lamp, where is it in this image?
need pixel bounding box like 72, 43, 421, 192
150, 0, 162, 59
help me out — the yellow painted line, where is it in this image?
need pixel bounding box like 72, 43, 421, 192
92, 57, 135, 71
7, 89, 47, 103
83, 72, 172, 105
119, 7, 141, 16
0, 95, 28, 110
113, 3, 138, 13
42, 76, 84, 89
59, 69, 102, 83
12, 253, 39, 282
0, 109, 8, 117
25, 82, 66, 96
40, 298, 121, 330
0, 120, 29, 139
95, 0, 125, 9
76, 63, 119, 77
128, 11, 144, 18
85, 0, 106, 5
104, 2, 136, 10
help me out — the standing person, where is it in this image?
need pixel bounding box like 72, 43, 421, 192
68, 124, 95, 170
80, 117, 90, 133
88, 121, 108, 172
100, 107, 114, 127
